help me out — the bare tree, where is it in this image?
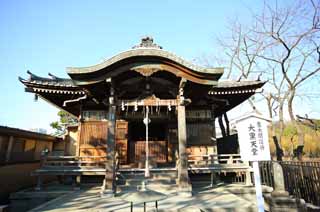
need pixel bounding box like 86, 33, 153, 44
214, 0, 320, 160
254, 0, 320, 160
214, 18, 290, 160
215, 20, 267, 112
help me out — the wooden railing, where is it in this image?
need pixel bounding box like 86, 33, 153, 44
41, 155, 107, 168
187, 153, 251, 185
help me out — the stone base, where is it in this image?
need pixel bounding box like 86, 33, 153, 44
73, 187, 81, 191
177, 184, 192, 197
177, 191, 192, 197
100, 189, 114, 198
264, 193, 307, 212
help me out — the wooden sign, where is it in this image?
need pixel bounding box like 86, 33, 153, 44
235, 113, 271, 161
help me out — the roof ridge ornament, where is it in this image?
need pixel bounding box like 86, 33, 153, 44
132, 36, 162, 49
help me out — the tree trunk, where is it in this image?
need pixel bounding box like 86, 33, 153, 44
223, 113, 230, 136
218, 116, 226, 137
288, 90, 304, 161
265, 96, 283, 160
266, 96, 273, 120
275, 100, 285, 161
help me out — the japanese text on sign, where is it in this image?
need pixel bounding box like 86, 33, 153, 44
235, 115, 271, 161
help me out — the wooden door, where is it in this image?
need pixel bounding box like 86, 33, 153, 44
116, 120, 128, 164
79, 121, 108, 159
78, 120, 128, 164
135, 140, 167, 163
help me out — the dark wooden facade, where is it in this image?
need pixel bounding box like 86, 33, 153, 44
20, 37, 265, 193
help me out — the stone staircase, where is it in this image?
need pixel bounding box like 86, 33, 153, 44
116, 170, 178, 194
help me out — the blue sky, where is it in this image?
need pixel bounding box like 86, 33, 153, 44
0, 0, 318, 132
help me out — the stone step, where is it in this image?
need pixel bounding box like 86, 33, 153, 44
119, 171, 177, 179
117, 178, 176, 186
116, 183, 178, 194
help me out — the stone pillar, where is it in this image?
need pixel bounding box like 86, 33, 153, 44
264, 162, 307, 212
101, 87, 117, 196
177, 90, 192, 196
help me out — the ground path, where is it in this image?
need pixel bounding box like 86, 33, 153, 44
28, 184, 265, 212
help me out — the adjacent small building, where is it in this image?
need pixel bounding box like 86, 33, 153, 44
0, 125, 61, 204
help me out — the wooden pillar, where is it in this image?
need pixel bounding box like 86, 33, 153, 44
210, 105, 220, 186
76, 105, 83, 157
177, 88, 192, 195
211, 106, 218, 160
101, 85, 117, 196
0, 136, 3, 153
5, 136, 14, 163
76, 122, 82, 157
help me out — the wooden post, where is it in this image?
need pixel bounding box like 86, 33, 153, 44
5, 136, 14, 163
0, 136, 3, 153
101, 85, 117, 196
211, 106, 218, 159
76, 122, 82, 157
177, 88, 191, 196
210, 105, 220, 186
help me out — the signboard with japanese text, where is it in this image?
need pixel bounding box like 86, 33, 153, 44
235, 114, 271, 161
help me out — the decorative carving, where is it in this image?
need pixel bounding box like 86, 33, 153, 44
131, 64, 162, 77
134, 67, 159, 77
132, 36, 163, 49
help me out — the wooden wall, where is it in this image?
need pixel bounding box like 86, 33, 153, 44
78, 121, 108, 158
73, 119, 216, 163
115, 120, 128, 164
77, 120, 129, 164
134, 140, 167, 163
0, 135, 55, 164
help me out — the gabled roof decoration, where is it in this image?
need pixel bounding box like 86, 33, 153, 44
66, 37, 224, 84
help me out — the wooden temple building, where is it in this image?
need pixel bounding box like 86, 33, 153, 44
19, 37, 265, 195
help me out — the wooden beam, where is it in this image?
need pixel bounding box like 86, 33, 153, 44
117, 99, 178, 107
179, 78, 187, 89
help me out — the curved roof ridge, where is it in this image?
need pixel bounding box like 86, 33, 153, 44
66, 47, 224, 76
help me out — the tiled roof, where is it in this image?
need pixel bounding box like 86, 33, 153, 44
215, 80, 265, 88
19, 71, 76, 88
